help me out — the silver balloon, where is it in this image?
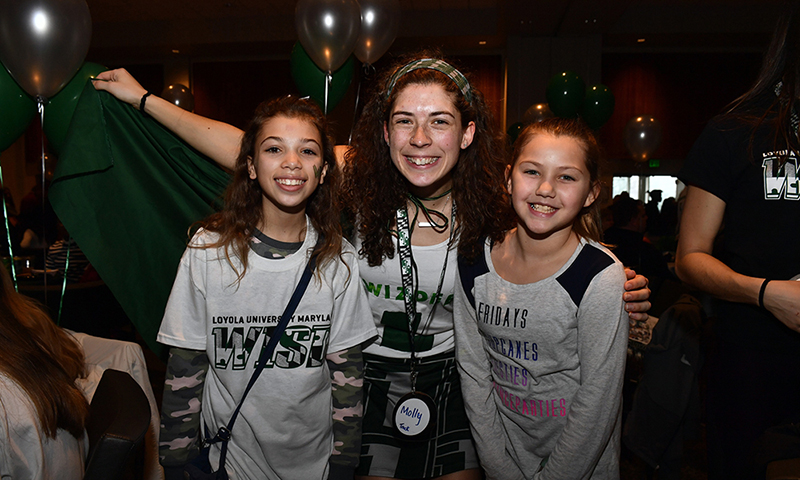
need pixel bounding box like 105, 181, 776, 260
354, 0, 400, 65
523, 103, 554, 124
296, 0, 361, 73
0, 0, 91, 100
161, 84, 195, 112
624, 115, 662, 162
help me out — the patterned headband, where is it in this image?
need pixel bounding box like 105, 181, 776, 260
386, 58, 473, 104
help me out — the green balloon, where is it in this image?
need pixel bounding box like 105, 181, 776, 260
582, 84, 615, 130
507, 122, 524, 145
43, 62, 108, 154
0, 63, 36, 152
290, 42, 354, 113
545, 71, 585, 119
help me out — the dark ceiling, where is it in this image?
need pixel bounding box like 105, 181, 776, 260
85, 0, 786, 64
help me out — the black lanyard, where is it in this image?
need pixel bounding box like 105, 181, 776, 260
395, 202, 455, 391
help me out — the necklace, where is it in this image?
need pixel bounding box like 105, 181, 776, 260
407, 189, 452, 233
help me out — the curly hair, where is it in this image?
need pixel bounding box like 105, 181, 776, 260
0, 265, 88, 440
197, 95, 342, 280
510, 118, 604, 243
342, 50, 510, 265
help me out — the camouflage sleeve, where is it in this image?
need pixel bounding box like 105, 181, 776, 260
326, 344, 364, 479
160, 347, 209, 471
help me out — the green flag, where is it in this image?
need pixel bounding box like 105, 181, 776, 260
50, 83, 230, 355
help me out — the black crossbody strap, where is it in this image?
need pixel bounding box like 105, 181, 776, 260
207, 246, 319, 468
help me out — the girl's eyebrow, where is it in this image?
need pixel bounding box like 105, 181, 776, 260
391, 110, 456, 118
516, 160, 584, 171
259, 136, 322, 148
556, 165, 584, 172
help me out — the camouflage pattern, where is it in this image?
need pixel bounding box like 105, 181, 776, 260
250, 232, 302, 259
327, 344, 365, 470
159, 347, 209, 467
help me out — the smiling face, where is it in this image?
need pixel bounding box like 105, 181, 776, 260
383, 83, 475, 197
507, 132, 599, 241
247, 115, 327, 219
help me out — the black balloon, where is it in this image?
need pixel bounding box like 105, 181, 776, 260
161, 84, 194, 112
523, 103, 554, 124
624, 115, 662, 162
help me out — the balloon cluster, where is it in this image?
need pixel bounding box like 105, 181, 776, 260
544, 71, 615, 130
537, 71, 662, 160
293, 0, 400, 112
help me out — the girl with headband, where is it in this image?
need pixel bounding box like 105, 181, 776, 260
340, 52, 508, 479
93, 51, 651, 480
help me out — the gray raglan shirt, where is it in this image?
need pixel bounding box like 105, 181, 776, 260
454, 238, 628, 480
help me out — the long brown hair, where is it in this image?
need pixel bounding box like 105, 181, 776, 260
197, 95, 342, 279
510, 118, 603, 242
343, 50, 510, 265
727, 0, 800, 167
0, 266, 88, 439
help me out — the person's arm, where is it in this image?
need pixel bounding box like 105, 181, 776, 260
326, 345, 364, 480
453, 274, 525, 480
675, 186, 800, 331
159, 347, 209, 480
623, 269, 651, 322
92, 68, 242, 170
538, 263, 628, 480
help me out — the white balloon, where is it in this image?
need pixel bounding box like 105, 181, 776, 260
295, 0, 361, 73
354, 0, 400, 65
0, 0, 92, 100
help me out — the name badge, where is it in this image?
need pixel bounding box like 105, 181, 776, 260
392, 391, 437, 441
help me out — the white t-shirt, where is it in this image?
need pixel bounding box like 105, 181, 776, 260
158, 219, 376, 480
0, 374, 87, 480
356, 236, 458, 359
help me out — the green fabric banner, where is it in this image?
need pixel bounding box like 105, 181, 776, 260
49, 83, 230, 355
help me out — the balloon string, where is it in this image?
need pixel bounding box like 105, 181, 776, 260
324, 72, 331, 115
57, 238, 70, 325
349, 70, 363, 145
37, 97, 48, 305
0, 158, 19, 292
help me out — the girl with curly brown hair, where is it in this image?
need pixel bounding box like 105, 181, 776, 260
338, 52, 507, 480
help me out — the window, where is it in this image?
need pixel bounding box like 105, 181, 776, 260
611, 175, 684, 210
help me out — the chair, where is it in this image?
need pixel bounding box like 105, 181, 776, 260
767, 458, 800, 480
83, 369, 151, 480
70, 331, 164, 480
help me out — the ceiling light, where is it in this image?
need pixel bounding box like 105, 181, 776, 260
637, 38, 646, 43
